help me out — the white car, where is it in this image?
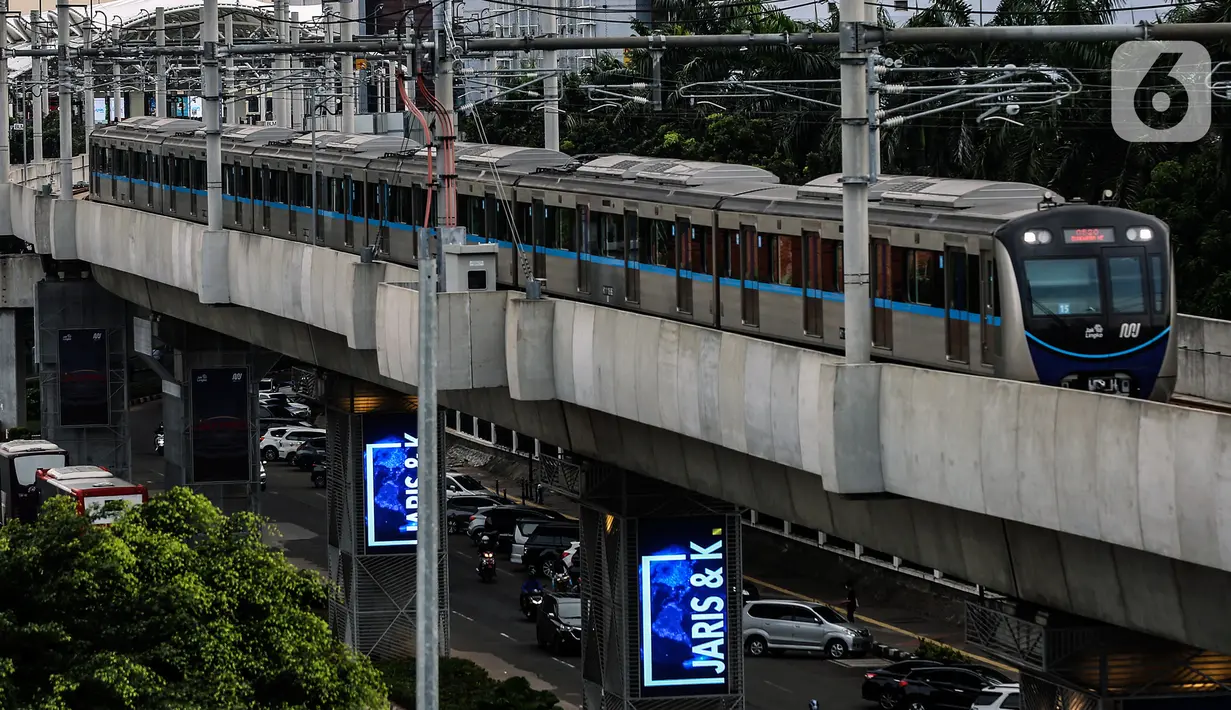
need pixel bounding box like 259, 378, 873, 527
259, 393, 310, 419
972, 684, 1020, 710
260, 426, 326, 462
446, 472, 488, 497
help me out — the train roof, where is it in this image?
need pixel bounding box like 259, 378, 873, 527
569, 154, 780, 187
801, 173, 1060, 215
0, 439, 65, 455
38, 465, 113, 482
102, 117, 204, 137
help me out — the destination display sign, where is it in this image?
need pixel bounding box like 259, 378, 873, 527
1063, 227, 1113, 244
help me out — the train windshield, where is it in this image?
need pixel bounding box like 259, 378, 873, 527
13, 453, 67, 486
1024, 258, 1102, 317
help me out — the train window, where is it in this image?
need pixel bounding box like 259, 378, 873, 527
330, 178, 343, 214
821, 240, 843, 292
127, 150, 136, 178
716, 230, 736, 278
1023, 258, 1102, 316
348, 180, 364, 218
639, 218, 673, 267
751, 231, 772, 283
902, 250, 943, 307
578, 205, 592, 255
771, 234, 802, 287
412, 187, 428, 226
545, 205, 574, 251
1107, 256, 1146, 314
253, 169, 265, 201
296, 172, 312, 208
1150, 255, 1165, 314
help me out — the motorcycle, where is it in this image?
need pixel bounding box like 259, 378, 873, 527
154, 425, 165, 456
477, 551, 497, 583
550, 570, 576, 594
520, 589, 544, 619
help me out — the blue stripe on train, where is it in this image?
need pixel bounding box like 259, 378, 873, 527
1027, 331, 1169, 395
93, 171, 1003, 327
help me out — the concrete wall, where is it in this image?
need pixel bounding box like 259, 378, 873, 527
90, 266, 1231, 653
1175, 315, 1231, 403
0, 254, 42, 309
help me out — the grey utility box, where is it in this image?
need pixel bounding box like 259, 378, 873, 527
442, 243, 499, 293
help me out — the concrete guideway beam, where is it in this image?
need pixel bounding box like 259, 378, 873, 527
91, 266, 1231, 654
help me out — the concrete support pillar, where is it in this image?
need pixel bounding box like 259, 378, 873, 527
578, 464, 745, 709
0, 309, 28, 433
34, 278, 129, 476
324, 374, 449, 660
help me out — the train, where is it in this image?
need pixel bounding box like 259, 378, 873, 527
88, 117, 1177, 401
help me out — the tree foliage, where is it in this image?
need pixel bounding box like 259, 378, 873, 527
0, 488, 388, 710
379, 657, 561, 710
462, 0, 1231, 316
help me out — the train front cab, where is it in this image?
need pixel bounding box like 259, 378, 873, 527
0, 440, 69, 524
995, 203, 1176, 401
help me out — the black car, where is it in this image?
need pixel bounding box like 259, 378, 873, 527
880, 666, 1003, 710
519, 525, 579, 577
861, 660, 943, 704
535, 593, 581, 655
470, 505, 567, 549
446, 494, 504, 535
294, 436, 327, 471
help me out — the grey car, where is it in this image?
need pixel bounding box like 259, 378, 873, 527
742, 599, 873, 659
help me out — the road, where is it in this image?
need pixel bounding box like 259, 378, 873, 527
128, 401, 877, 710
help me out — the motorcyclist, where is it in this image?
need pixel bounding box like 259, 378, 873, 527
521, 574, 543, 595
477, 533, 496, 554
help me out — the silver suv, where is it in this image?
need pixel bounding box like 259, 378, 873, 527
742, 599, 873, 659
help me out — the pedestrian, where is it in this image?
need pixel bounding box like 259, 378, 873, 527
536, 482, 544, 504
845, 581, 858, 623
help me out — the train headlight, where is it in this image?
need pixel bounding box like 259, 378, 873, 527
1023, 229, 1052, 245
1127, 227, 1153, 242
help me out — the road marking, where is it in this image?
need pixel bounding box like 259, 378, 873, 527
554, 658, 576, 669
500, 632, 517, 642
451, 611, 475, 622
743, 576, 1014, 673
763, 680, 792, 693
832, 657, 891, 668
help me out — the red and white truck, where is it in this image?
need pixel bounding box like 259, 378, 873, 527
35, 465, 148, 524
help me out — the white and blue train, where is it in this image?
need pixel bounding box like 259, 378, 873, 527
88, 117, 1177, 400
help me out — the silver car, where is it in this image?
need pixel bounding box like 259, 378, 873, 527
742, 600, 873, 659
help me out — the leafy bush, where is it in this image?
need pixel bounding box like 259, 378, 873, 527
914, 638, 971, 663
379, 656, 561, 710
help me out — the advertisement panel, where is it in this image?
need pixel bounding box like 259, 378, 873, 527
637, 516, 730, 698
57, 328, 110, 427
363, 412, 420, 550
189, 368, 251, 483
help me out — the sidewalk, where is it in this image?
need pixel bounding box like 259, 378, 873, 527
453, 459, 1013, 674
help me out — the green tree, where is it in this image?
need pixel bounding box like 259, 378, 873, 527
0, 488, 388, 710
379, 656, 561, 710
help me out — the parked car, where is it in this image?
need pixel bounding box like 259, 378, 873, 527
742, 599, 872, 659
260, 427, 326, 463
446, 472, 488, 496
259, 392, 311, 419
879, 666, 1008, 710
511, 519, 578, 561
446, 494, 505, 534
293, 436, 327, 471
971, 683, 1020, 710
535, 592, 582, 655
862, 660, 944, 704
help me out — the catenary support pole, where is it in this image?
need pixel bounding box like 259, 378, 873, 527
542, 0, 558, 152
31, 12, 43, 164
289, 16, 301, 129
111, 27, 122, 122
839, 0, 871, 364
155, 7, 167, 118
0, 0, 9, 187
340, 0, 356, 132
201, 0, 226, 303
56, 0, 72, 196
274, 0, 290, 127
225, 14, 236, 123
82, 19, 94, 159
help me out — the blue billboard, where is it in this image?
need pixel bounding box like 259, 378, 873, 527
637, 516, 730, 697
363, 413, 420, 550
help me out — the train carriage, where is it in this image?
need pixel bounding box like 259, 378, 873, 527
87, 118, 1177, 400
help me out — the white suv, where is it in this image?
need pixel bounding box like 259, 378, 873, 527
972, 683, 1020, 710
261, 427, 326, 462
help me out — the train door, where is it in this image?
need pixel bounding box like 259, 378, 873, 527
624, 211, 640, 304
803, 230, 823, 336
872, 238, 893, 349
980, 250, 1000, 365
288, 168, 299, 237
377, 180, 390, 253
675, 217, 693, 315
145, 151, 154, 207
945, 246, 970, 363
232, 161, 243, 224
531, 198, 547, 280
740, 224, 759, 327
577, 204, 592, 294
314, 171, 324, 241
343, 175, 355, 247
